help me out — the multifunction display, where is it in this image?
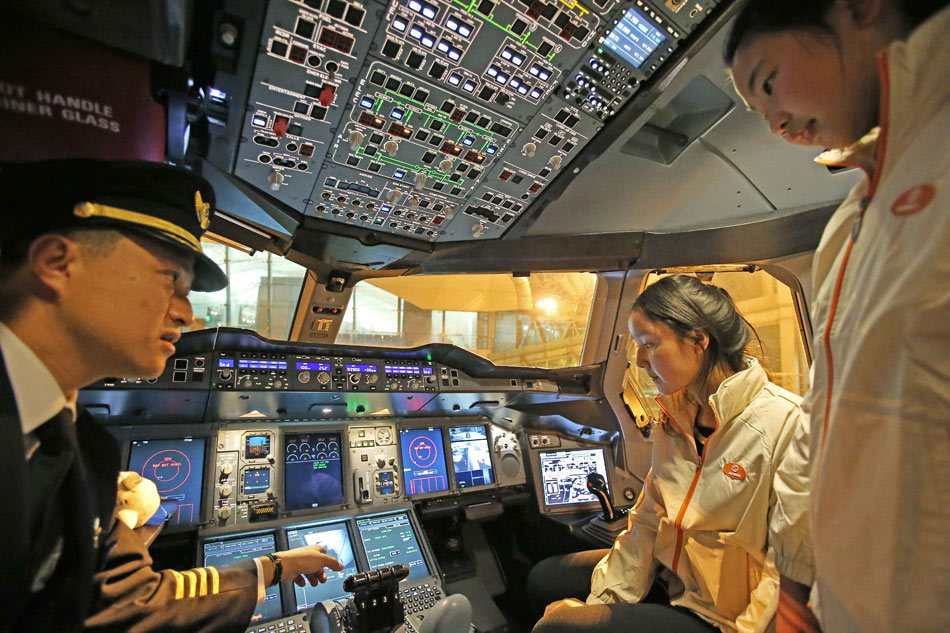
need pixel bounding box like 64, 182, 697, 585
399, 427, 448, 496
449, 425, 494, 489
538, 448, 609, 507
203, 534, 282, 622
284, 432, 345, 511
285, 521, 358, 609
604, 7, 667, 69
356, 513, 429, 582
245, 434, 271, 459
128, 437, 205, 527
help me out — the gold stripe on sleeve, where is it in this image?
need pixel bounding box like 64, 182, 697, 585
182, 570, 198, 598
197, 567, 208, 597
171, 570, 184, 600
209, 566, 220, 595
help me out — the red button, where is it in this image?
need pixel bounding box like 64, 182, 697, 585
273, 116, 289, 137
319, 84, 336, 107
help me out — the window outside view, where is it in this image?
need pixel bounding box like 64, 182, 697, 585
335, 273, 599, 369
186, 242, 309, 339
622, 268, 810, 430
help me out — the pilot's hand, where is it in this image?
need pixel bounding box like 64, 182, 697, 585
273, 545, 345, 587
543, 598, 586, 617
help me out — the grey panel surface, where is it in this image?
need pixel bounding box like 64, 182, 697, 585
524, 14, 862, 236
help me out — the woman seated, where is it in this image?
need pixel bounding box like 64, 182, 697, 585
530, 275, 811, 633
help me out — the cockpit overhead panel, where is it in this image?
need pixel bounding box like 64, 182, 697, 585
229, 0, 717, 244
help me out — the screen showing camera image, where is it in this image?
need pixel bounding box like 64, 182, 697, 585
356, 513, 429, 583
284, 432, 344, 511
203, 534, 282, 622
538, 448, 609, 507
128, 437, 205, 526
449, 425, 494, 489
399, 427, 448, 496
285, 522, 359, 611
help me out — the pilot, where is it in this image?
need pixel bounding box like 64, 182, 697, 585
529, 275, 811, 633
0, 159, 343, 633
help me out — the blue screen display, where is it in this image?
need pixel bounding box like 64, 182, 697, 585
603, 7, 666, 69
399, 427, 448, 496
297, 362, 332, 371
203, 534, 282, 622
285, 522, 359, 610
243, 468, 270, 495
218, 358, 234, 368
128, 438, 205, 527
284, 432, 345, 511
345, 364, 378, 373
356, 513, 429, 582
238, 359, 288, 369
385, 365, 420, 375
449, 426, 494, 489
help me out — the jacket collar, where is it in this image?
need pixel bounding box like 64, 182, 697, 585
657, 356, 767, 436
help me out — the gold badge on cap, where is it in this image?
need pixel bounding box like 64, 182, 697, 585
195, 191, 211, 229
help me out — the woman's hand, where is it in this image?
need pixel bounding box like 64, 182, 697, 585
543, 598, 586, 617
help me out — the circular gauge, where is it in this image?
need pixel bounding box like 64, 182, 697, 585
317, 451, 329, 459
299, 452, 312, 460
329, 450, 340, 459
328, 441, 340, 452
299, 443, 311, 454
286, 443, 299, 454
316, 441, 327, 452
375, 428, 391, 444
287, 454, 298, 462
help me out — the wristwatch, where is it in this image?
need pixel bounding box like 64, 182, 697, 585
266, 553, 283, 586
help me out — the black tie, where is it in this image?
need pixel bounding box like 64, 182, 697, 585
28, 408, 78, 588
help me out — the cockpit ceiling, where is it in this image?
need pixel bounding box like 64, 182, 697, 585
6, 0, 863, 268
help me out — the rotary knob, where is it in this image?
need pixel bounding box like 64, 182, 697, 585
522, 142, 536, 158
219, 369, 233, 381
298, 370, 311, 383
549, 155, 563, 170
317, 371, 331, 385
274, 379, 283, 389
349, 130, 364, 151
217, 506, 232, 520
349, 373, 361, 384
220, 463, 233, 477
366, 373, 379, 385
376, 457, 386, 468
414, 172, 427, 190
384, 140, 399, 156
220, 484, 233, 497
439, 159, 453, 174
472, 223, 485, 238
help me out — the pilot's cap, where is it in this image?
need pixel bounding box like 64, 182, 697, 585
0, 158, 228, 292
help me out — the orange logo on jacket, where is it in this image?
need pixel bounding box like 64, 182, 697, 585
891, 184, 936, 216
723, 462, 746, 480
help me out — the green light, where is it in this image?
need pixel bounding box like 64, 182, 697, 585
597, 47, 603, 54
427, 353, 432, 361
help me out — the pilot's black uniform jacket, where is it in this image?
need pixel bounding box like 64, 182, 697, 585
0, 356, 259, 633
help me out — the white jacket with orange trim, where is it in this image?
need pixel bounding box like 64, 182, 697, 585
803, 7, 950, 632
587, 357, 809, 633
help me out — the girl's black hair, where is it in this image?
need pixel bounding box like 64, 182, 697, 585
724, 0, 950, 66
633, 275, 757, 390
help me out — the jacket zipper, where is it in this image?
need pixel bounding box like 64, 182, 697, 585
815, 49, 890, 482
657, 400, 721, 575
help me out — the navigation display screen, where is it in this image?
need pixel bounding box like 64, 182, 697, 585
538, 448, 609, 507
284, 432, 345, 511
285, 522, 359, 610
449, 426, 494, 489
128, 437, 205, 526
356, 513, 429, 582
243, 468, 270, 495
603, 7, 666, 69
203, 534, 282, 622
399, 427, 448, 496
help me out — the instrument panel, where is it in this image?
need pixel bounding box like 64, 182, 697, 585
116, 416, 525, 534
228, 0, 720, 242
